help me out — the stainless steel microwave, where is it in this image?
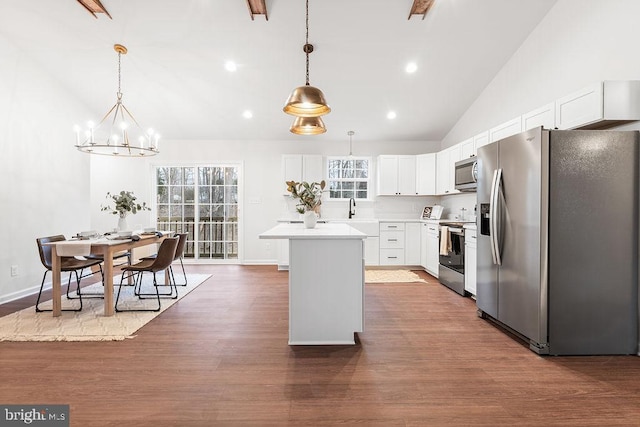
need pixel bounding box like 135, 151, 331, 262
454, 156, 478, 192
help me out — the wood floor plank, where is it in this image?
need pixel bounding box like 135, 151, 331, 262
1, 265, 639, 426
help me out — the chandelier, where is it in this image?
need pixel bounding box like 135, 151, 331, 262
75, 44, 159, 156
283, 0, 330, 134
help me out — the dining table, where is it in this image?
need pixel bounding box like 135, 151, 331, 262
47, 233, 171, 317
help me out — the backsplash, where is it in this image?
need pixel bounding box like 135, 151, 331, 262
439, 193, 477, 221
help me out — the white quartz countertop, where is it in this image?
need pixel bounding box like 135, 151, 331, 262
260, 223, 367, 240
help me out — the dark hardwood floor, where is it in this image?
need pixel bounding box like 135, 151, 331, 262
1, 265, 639, 426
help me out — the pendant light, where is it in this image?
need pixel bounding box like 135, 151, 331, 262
347, 130, 355, 156
290, 116, 327, 135
75, 44, 159, 157
283, 0, 331, 120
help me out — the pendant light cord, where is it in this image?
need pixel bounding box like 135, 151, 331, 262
305, 0, 310, 86
117, 50, 123, 101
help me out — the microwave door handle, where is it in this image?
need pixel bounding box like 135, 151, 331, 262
494, 168, 504, 266
489, 169, 499, 265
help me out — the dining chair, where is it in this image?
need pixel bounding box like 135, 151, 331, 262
115, 237, 179, 312
80, 250, 132, 299
140, 232, 188, 287
35, 235, 104, 312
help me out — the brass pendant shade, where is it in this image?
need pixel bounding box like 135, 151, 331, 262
289, 116, 327, 135
283, 0, 330, 132
283, 84, 331, 117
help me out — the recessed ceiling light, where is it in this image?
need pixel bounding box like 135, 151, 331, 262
405, 62, 418, 73
225, 61, 237, 72
387, 111, 397, 120
243, 110, 253, 119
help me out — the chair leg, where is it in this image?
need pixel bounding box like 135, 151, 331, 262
116, 270, 162, 312
36, 270, 82, 313
138, 268, 178, 299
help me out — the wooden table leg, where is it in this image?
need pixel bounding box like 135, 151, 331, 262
103, 248, 115, 316
52, 246, 62, 317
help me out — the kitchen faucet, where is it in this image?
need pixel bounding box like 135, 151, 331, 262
348, 198, 356, 219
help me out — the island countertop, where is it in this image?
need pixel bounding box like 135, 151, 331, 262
259, 223, 367, 240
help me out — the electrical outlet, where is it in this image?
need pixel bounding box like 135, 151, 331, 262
10, 265, 18, 277
265, 242, 271, 251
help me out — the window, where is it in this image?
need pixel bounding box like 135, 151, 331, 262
156, 165, 239, 261
327, 157, 371, 200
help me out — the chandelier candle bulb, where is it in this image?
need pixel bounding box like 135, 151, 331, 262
75, 44, 158, 157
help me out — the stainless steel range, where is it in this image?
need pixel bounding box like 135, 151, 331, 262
438, 222, 466, 295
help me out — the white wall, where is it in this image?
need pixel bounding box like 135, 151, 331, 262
442, 0, 640, 148
0, 36, 91, 303
89, 139, 441, 264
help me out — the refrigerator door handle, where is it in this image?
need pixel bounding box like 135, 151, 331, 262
494, 168, 503, 266
489, 169, 499, 265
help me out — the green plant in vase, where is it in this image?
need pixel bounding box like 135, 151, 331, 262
101, 190, 150, 231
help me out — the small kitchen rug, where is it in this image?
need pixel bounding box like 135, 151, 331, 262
0, 274, 211, 342
365, 269, 426, 284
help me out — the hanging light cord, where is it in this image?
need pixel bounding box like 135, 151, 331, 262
304, 0, 310, 86
117, 49, 122, 100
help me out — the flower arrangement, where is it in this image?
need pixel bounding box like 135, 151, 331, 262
286, 180, 325, 214
101, 191, 150, 218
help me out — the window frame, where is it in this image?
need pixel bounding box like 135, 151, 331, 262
325, 156, 373, 201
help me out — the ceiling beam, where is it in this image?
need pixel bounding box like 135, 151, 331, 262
76, 0, 112, 19
245, 0, 268, 21
408, 0, 435, 20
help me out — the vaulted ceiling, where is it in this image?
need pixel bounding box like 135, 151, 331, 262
2, 0, 557, 142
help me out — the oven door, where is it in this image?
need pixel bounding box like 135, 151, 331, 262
439, 227, 465, 274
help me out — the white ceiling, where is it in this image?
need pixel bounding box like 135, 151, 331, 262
2, 0, 557, 143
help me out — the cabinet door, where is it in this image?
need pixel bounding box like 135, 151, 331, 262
460, 137, 475, 159
302, 155, 324, 183
377, 155, 399, 195
405, 222, 421, 265
447, 145, 461, 194
282, 155, 303, 186
426, 232, 439, 277
420, 223, 428, 268
523, 102, 555, 131
474, 131, 490, 152
436, 150, 449, 195
416, 153, 436, 195
489, 117, 522, 143
464, 232, 477, 295
364, 237, 380, 266
555, 82, 603, 130
397, 155, 417, 195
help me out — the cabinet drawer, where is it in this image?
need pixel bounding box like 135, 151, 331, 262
380, 248, 405, 265
426, 224, 439, 235
380, 222, 405, 232
379, 231, 405, 248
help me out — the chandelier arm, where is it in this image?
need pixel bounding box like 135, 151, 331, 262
120, 104, 143, 129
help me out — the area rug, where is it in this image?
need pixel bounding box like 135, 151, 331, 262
365, 269, 426, 284
0, 274, 211, 342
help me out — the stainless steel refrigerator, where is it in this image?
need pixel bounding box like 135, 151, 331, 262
476, 127, 639, 355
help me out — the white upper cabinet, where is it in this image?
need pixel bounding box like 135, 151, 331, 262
282, 155, 323, 193
489, 116, 523, 143
555, 81, 640, 130
473, 131, 490, 152
377, 155, 417, 195
460, 137, 475, 159
523, 102, 556, 131
436, 144, 461, 195
416, 153, 436, 195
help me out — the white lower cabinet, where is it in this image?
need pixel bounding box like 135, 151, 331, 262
379, 222, 405, 265
404, 222, 421, 265
464, 228, 477, 296
425, 223, 439, 277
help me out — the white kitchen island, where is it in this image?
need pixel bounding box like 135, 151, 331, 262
259, 223, 366, 345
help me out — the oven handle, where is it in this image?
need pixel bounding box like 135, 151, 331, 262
448, 227, 464, 235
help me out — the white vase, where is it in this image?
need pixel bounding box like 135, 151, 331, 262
303, 210, 317, 229
117, 215, 129, 231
